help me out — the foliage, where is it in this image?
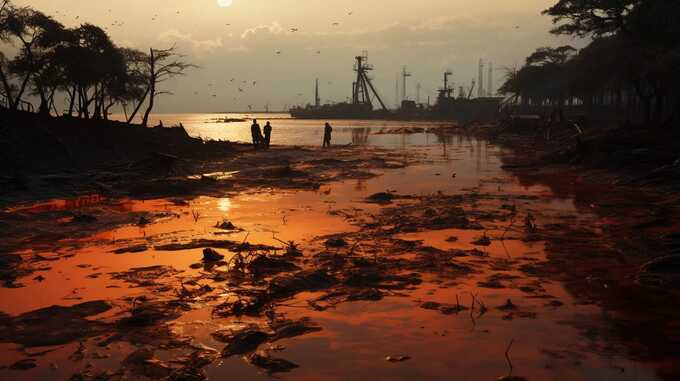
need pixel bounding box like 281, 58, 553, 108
0, 0, 194, 121
501, 0, 680, 123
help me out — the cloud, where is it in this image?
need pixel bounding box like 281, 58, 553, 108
158, 29, 223, 52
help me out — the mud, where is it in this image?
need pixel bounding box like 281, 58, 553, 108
0, 122, 679, 381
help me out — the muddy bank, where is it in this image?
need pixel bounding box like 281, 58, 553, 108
459, 120, 680, 380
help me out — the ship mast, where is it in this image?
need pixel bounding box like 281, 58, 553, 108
352, 52, 388, 112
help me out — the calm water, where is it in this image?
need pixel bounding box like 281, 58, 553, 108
111, 113, 457, 148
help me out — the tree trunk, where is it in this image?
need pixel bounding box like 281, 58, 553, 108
0, 66, 14, 108
141, 48, 156, 128
141, 82, 155, 127
126, 85, 150, 124
67, 84, 77, 115
11, 72, 31, 111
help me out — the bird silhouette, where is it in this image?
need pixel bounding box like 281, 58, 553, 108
290, 28, 299, 32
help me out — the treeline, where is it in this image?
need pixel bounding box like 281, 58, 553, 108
0, 0, 194, 126
500, 0, 680, 124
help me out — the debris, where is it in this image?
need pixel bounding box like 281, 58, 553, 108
70, 214, 98, 224
0, 301, 111, 347
270, 318, 322, 341
215, 219, 239, 231
113, 245, 148, 255
247, 255, 300, 277
221, 330, 270, 357
325, 237, 348, 248
10, 358, 37, 370
247, 353, 299, 373
497, 299, 517, 311
202, 248, 225, 262
385, 355, 410, 362
472, 233, 492, 246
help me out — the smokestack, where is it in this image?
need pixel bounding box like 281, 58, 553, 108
478, 59, 485, 98
487, 62, 494, 97
315, 78, 320, 107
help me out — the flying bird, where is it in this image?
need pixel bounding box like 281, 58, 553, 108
290, 28, 299, 32
332, 22, 340, 26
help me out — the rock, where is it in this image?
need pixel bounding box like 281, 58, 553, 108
366, 192, 395, 204
202, 248, 224, 262
325, 237, 348, 248
247, 353, 298, 373
221, 330, 270, 357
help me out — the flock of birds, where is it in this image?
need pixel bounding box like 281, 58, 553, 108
47, 7, 523, 109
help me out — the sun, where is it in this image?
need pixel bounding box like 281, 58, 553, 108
217, 0, 233, 7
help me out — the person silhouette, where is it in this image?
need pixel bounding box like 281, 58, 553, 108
322, 122, 333, 148
263, 121, 273, 149
251, 119, 262, 149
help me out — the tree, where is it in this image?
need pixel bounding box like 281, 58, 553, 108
1, 4, 64, 110
542, 0, 639, 37
126, 46, 195, 126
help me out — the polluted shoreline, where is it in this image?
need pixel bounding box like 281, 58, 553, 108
1, 115, 679, 381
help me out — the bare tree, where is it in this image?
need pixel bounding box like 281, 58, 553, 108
126, 46, 195, 126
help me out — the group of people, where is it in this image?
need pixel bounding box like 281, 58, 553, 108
250, 119, 334, 149
250, 119, 273, 149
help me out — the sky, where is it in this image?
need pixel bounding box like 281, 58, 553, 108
11, 0, 582, 113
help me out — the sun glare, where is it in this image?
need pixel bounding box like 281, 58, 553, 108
217, 0, 233, 7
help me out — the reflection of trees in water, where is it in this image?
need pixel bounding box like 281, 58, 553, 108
351, 128, 370, 146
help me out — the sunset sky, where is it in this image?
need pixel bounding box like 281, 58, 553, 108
12, 0, 582, 112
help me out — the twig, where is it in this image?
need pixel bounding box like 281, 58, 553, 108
505, 339, 515, 376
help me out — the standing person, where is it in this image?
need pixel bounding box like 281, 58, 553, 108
251, 119, 262, 149
322, 122, 333, 148
263, 121, 273, 149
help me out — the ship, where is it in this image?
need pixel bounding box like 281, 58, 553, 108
290, 53, 390, 119
290, 53, 503, 122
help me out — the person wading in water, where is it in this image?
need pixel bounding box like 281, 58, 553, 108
322, 122, 333, 148
251, 119, 263, 149
263, 121, 273, 149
